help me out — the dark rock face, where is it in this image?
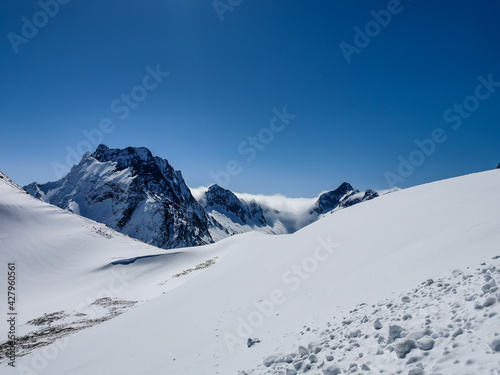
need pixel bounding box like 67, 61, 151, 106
311, 182, 356, 215
25, 145, 213, 249
310, 183, 379, 216
341, 189, 379, 209
202, 184, 266, 226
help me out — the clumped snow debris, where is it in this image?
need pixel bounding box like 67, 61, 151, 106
241, 257, 500, 375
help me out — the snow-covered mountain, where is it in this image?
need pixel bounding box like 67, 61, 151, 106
193, 182, 379, 240
195, 184, 272, 240
3, 168, 500, 375
24, 145, 213, 249
203, 184, 267, 227
309, 182, 378, 215
24, 145, 379, 248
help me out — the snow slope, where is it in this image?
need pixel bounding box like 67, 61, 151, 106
245, 258, 500, 374
0, 170, 235, 348
3, 169, 500, 374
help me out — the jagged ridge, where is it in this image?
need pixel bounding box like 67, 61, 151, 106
25, 145, 213, 249
24, 145, 380, 249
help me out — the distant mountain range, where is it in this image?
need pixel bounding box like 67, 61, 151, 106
25, 145, 380, 249
195, 182, 379, 241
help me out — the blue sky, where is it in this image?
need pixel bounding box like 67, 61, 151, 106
1, 0, 499, 197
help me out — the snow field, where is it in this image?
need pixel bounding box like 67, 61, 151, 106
1, 169, 499, 374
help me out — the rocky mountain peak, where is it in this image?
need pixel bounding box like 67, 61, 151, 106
92, 144, 154, 166
25, 145, 212, 249
202, 184, 266, 226
311, 182, 359, 215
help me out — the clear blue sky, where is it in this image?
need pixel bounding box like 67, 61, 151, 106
1, 0, 499, 197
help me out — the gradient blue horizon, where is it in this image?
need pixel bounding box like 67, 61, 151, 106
1, 0, 499, 197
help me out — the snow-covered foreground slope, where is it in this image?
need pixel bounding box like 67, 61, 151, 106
3, 170, 500, 374
245, 257, 500, 375
0, 171, 237, 358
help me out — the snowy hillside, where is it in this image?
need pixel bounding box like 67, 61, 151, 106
2, 169, 499, 374
0, 170, 235, 361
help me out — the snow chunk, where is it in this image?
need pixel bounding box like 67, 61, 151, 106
389, 325, 404, 343
416, 337, 435, 351
408, 368, 424, 375
263, 355, 278, 367
298, 345, 309, 356
322, 364, 342, 375
394, 338, 416, 358
489, 339, 500, 352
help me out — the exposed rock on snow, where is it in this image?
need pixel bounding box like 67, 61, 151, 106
0, 170, 27, 193
0, 298, 137, 363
